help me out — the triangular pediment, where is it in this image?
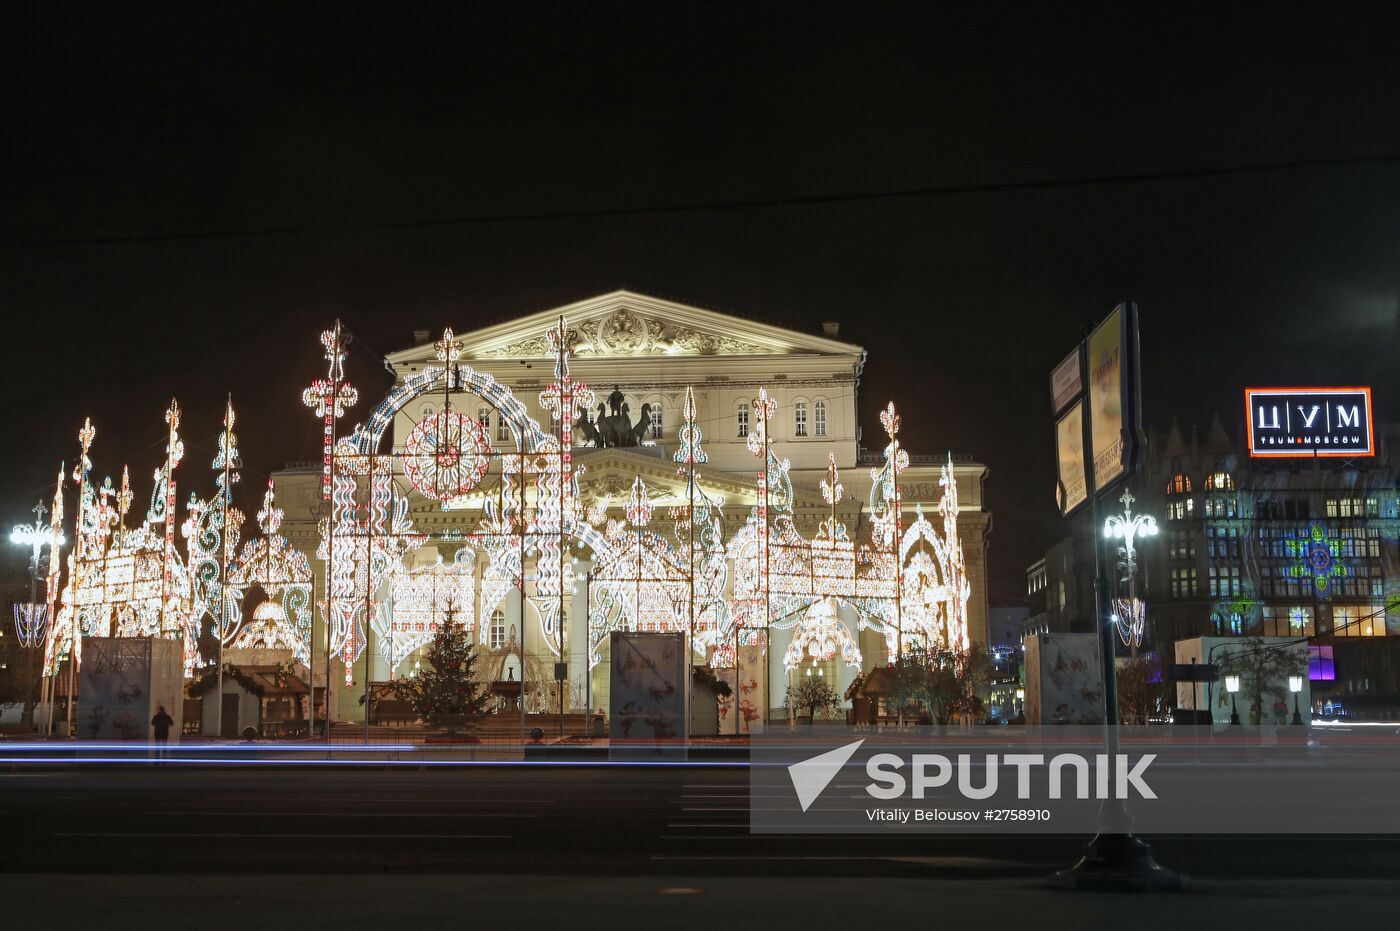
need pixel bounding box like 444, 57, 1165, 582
388, 290, 864, 364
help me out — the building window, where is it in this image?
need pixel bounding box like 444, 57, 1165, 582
737, 403, 749, 438
1308, 645, 1336, 681
1332, 605, 1386, 638
1208, 565, 1241, 598
420, 403, 436, 419
1261, 605, 1315, 637
1166, 474, 1193, 495
1211, 611, 1245, 636
478, 407, 491, 432
794, 401, 808, 437
649, 405, 663, 439
1204, 472, 1235, 492
497, 414, 511, 443
489, 609, 506, 650
814, 400, 827, 437
1170, 567, 1197, 598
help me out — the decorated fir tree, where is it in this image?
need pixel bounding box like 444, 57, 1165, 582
399, 609, 488, 721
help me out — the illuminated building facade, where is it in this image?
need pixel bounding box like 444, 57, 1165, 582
1025, 411, 1400, 717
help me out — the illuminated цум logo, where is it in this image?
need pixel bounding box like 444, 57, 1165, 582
1245, 387, 1373, 458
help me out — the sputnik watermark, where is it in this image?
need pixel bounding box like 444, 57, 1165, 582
865, 751, 1156, 801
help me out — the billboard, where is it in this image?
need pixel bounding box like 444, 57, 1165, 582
1086, 306, 1125, 488
78, 637, 184, 741
1054, 401, 1087, 515
609, 630, 686, 741
1245, 387, 1373, 458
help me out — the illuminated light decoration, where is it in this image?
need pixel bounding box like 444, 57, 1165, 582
317, 450, 426, 684
1288, 520, 1347, 596
781, 596, 861, 672
302, 321, 358, 500
374, 548, 475, 674
722, 389, 781, 666
586, 477, 691, 667
1111, 597, 1147, 649
41, 463, 65, 670
14, 604, 47, 649
49, 408, 198, 677
184, 399, 245, 657
674, 385, 729, 660
226, 481, 315, 662
1103, 488, 1158, 648
46, 420, 96, 676
526, 319, 595, 654
402, 410, 492, 502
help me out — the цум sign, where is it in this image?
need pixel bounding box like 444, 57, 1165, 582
1245, 387, 1373, 458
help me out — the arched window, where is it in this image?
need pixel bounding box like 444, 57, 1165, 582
794, 401, 808, 437
496, 414, 511, 443
1204, 472, 1235, 491
737, 402, 749, 438
489, 609, 506, 650
1166, 474, 1193, 495
649, 405, 663, 439
420, 403, 436, 418
814, 399, 828, 437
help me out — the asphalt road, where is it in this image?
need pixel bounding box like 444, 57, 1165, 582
2, 765, 1397, 882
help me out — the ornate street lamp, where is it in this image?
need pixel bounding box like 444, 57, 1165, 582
10, 502, 64, 727
1289, 675, 1304, 726
1103, 488, 1158, 650
1225, 674, 1241, 725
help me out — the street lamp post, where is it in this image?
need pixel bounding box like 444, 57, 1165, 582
1289, 675, 1304, 726
1225, 674, 1241, 726
11, 502, 64, 730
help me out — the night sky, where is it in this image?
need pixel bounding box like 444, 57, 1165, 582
3, 3, 1397, 605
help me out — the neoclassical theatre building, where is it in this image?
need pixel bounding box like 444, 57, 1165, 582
272, 291, 991, 723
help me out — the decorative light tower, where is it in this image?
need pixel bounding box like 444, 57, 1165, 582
1102, 488, 1158, 653
303, 320, 356, 740
11, 501, 64, 728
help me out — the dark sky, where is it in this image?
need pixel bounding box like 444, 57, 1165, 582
3, 2, 1398, 605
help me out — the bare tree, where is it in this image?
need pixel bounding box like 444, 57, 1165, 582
1218, 637, 1307, 725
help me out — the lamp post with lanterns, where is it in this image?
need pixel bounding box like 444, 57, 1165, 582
10, 502, 64, 730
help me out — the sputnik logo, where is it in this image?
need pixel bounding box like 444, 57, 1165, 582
788, 739, 864, 812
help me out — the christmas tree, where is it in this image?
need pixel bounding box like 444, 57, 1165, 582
398, 609, 488, 721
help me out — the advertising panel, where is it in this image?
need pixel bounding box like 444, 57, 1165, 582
1086, 306, 1125, 488
1054, 401, 1087, 516
1245, 387, 1373, 458
1050, 348, 1082, 415
609, 630, 685, 741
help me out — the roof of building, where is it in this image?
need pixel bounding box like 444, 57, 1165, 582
188, 664, 309, 698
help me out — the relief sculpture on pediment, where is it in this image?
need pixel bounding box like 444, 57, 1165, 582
474, 307, 775, 359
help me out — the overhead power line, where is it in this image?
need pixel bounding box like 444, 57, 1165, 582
4, 152, 1398, 250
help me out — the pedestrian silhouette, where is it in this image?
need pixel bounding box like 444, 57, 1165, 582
151, 705, 174, 758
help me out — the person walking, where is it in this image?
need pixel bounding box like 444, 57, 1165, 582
151, 705, 175, 759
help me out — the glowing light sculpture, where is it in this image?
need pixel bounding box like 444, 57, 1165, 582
302, 321, 358, 501
376, 548, 476, 673
226, 481, 315, 661
673, 385, 728, 660
185, 399, 244, 658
